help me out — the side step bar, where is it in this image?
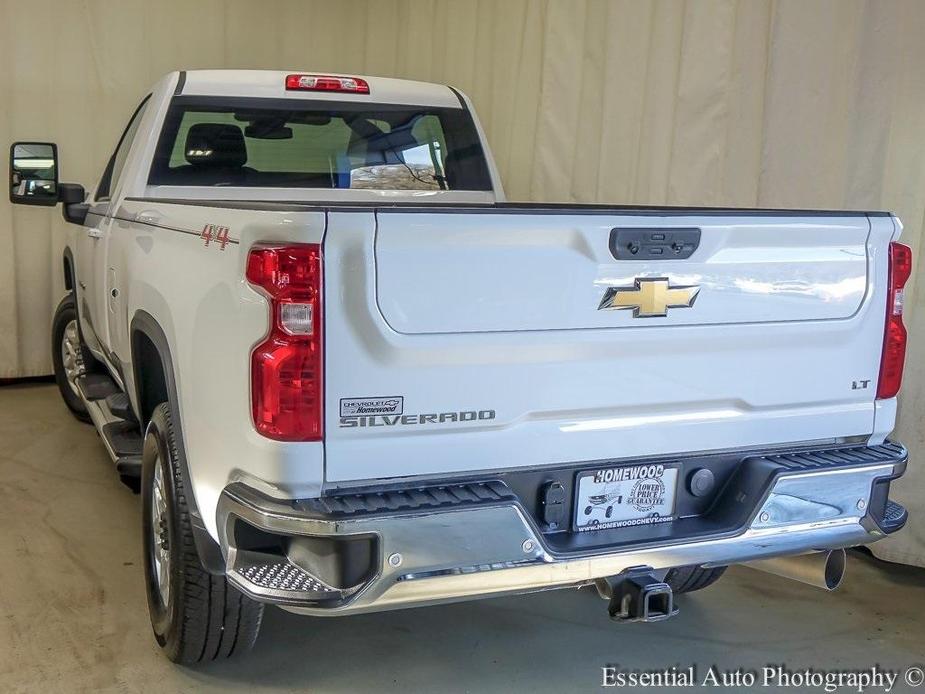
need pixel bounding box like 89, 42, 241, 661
75, 374, 143, 492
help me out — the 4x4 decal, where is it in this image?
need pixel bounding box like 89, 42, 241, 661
201, 224, 231, 250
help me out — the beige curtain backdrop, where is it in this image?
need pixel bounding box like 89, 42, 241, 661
1, 0, 923, 565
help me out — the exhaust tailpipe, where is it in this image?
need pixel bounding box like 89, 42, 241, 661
744, 549, 846, 591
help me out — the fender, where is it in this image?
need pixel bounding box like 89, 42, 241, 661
64, 244, 105, 360
63, 245, 97, 358
130, 310, 225, 574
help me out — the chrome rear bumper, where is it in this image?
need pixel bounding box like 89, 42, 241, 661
216, 442, 907, 616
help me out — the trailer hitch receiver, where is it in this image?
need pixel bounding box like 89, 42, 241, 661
599, 568, 680, 623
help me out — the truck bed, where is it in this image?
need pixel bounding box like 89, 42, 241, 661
119, 197, 898, 494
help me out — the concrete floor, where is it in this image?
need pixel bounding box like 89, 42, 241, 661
1, 382, 923, 693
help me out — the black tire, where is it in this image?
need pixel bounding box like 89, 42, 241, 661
664, 565, 727, 594
142, 403, 263, 664
51, 294, 92, 422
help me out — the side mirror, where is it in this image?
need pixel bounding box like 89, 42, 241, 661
59, 183, 88, 225
9, 142, 59, 206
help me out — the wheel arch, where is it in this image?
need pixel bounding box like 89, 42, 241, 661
130, 310, 225, 574
63, 246, 75, 291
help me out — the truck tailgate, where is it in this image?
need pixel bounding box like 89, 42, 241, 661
323, 208, 893, 484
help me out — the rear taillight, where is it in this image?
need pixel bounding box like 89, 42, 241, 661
246, 244, 323, 441
877, 241, 912, 399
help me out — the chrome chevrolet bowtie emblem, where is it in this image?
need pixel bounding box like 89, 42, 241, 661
598, 278, 700, 318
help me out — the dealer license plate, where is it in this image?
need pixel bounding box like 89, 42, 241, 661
574, 463, 679, 532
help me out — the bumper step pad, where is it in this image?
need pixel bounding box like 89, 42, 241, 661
302, 480, 516, 518
876, 500, 908, 534
756, 441, 906, 471
237, 560, 338, 594
229, 550, 354, 605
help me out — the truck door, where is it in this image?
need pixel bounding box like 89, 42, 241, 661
82, 98, 149, 362
74, 210, 102, 357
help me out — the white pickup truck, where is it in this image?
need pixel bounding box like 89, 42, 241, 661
9, 70, 911, 664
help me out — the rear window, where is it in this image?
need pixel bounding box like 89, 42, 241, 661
149, 97, 492, 191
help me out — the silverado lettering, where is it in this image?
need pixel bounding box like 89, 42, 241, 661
340, 410, 496, 428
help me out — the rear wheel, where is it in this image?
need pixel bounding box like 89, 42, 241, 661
142, 403, 263, 664
664, 565, 727, 594
51, 294, 92, 422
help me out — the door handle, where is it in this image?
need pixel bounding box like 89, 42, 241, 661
609, 227, 701, 260
86, 227, 104, 239
134, 210, 162, 226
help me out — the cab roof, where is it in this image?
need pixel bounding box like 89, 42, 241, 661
174, 70, 463, 109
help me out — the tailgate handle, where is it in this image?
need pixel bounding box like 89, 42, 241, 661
609, 227, 701, 260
